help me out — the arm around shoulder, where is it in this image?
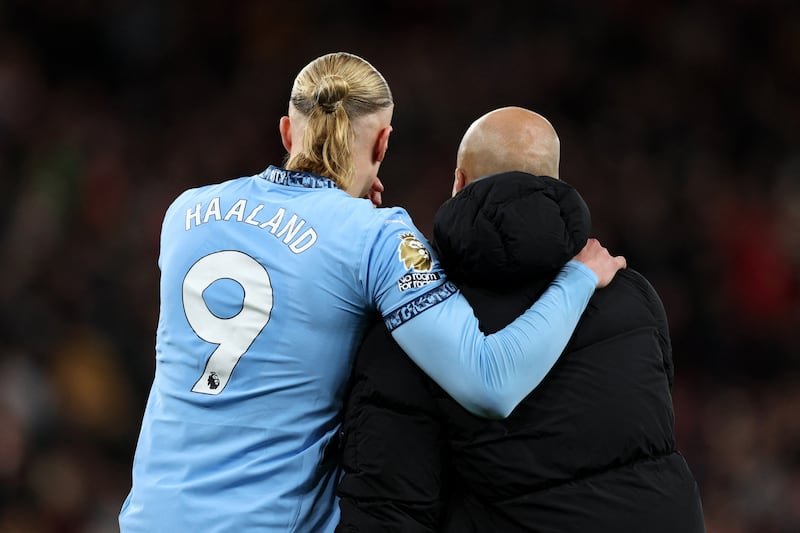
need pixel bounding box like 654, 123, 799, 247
390, 261, 597, 418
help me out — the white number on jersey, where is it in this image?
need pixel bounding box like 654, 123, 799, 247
182, 250, 273, 394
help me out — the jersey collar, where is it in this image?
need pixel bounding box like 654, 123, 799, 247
259, 166, 340, 189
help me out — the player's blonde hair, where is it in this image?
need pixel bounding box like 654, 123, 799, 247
286, 52, 393, 190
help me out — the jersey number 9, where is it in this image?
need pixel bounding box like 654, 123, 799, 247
182, 250, 274, 394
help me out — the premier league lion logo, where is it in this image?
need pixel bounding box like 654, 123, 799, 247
397, 232, 433, 271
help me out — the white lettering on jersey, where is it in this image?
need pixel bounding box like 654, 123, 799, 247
260, 208, 285, 233
186, 203, 202, 230
224, 199, 247, 222
275, 214, 305, 243
288, 228, 317, 254
185, 198, 318, 253
203, 197, 222, 224
244, 204, 264, 226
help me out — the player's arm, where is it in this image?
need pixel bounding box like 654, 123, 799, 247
389, 260, 597, 418
366, 211, 624, 418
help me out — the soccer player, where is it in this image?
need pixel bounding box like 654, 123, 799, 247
337, 107, 705, 532
118, 55, 625, 532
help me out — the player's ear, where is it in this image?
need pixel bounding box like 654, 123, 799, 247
279, 116, 292, 152
452, 168, 467, 197
374, 125, 392, 163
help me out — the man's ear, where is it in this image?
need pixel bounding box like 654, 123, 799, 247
374, 125, 393, 163
452, 168, 467, 197
279, 116, 292, 153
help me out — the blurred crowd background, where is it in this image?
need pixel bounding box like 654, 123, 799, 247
1, 1, 798, 531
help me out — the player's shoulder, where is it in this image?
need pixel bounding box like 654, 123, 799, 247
368, 205, 414, 230
360, 206, 423, 246
167, 176, 251, 209
330, 201, 412, 232
160, 177, 254, 233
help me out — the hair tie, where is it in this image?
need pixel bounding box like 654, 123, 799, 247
318, 99, 341, 114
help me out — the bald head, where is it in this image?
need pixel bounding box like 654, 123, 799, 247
454, 107, 560, 195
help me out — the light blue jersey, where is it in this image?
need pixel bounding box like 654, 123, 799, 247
120, 166, 598, 532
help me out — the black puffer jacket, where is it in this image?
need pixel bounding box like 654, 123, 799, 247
337, 172, 705, 533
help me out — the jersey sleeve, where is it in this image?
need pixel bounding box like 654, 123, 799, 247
360, 208, 451, 318
391, 262, 598, 419
362, 209, 599, 419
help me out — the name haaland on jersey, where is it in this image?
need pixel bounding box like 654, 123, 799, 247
183, 194, 444, 311
185, 196, 318, 254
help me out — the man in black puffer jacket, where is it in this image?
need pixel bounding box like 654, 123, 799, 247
336, 107, 705, 533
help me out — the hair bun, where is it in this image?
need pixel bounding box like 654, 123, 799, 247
314, 75, 349, 113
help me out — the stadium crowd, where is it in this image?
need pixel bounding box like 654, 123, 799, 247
0, 1, 798, 531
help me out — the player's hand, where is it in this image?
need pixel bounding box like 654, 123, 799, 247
365, 177, 384, 207
573, 238, 626, 288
